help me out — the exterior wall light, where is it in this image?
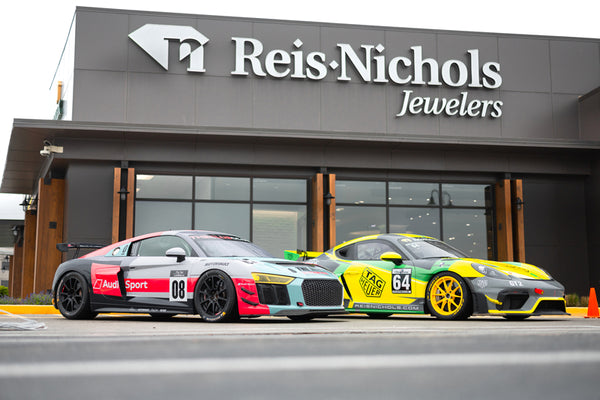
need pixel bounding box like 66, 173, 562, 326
324, 192, 335, 206
118, 187, 129, 201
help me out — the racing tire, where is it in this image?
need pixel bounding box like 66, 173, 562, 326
56, 272, 97, 320
367, 313, 392, 319
426, 272, 472, 320
194, 270, 239, 322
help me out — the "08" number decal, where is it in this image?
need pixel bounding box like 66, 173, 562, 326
169, 270, 188, 301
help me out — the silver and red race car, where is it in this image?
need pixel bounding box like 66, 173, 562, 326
52, 230, 344, 322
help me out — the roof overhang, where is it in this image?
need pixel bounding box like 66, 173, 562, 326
3, 118, 600, 195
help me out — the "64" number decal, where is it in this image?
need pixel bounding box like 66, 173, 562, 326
392, 268, 412, 294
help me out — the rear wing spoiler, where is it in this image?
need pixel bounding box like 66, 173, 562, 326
56, 243, 106, 259
284, 250, 324, 261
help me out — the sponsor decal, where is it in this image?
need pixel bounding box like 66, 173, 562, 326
130, 24, 504, 119
475, 278, 489, 289
91, 264, 121, 296
509, 280, 524, 287
205, 262, 229, 267
359, 268, 386, 297
353, 302, 422, 312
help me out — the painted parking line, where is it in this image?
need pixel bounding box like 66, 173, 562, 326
1, 351, 600, 378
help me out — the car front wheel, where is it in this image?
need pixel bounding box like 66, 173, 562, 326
426, 272, 472, 320
194, 270, 238, 322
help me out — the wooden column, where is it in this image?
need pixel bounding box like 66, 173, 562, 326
495, 179, 513, 261
511, 179, 526, 262
126, 168, 135, 239
10, 245, 22, 298
33, 178, 65, 294
310, 173, 324, 252
21, 210, 37, 297
327, 173, 336, 248
111, 168, 121, 243
112, 167, 136, 243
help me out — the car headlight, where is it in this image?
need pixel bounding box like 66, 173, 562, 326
252, 273, 294, 285
471, 263, 510, 280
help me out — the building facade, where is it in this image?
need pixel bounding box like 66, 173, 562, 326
2, 7, 599, 297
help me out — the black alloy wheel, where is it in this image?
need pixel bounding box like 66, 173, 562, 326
56, 272, 96, 319
194, 270, 238, 322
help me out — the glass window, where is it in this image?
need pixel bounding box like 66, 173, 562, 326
135, 235, 193, 257
136, 175, 192, 199
195, 203, 250, 240
195, 177, 250, 201
335, 205, 386, 243
336, 180, 385, 204
135, 201, 192, 235
441, 184, 487, 207
252, 204, 306, 257
253, 178, 306, 202
356, 241, 397, 260
389, 207, 440, 238
442, 208, 487, 258
389, 182, 439, 206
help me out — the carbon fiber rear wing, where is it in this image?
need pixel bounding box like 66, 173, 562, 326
56, 243, 105, 259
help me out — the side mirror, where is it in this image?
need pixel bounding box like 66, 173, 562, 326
166, 247, 186, 263
380, 251, 403, 266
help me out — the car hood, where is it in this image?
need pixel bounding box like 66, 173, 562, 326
229, 257, 338, 279
456, 258, 552, 280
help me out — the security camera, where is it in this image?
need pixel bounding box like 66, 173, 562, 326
39, 145, 63, 157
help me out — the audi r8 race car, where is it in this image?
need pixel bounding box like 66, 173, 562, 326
52, 231, 344, 322
291, 234, 567, 320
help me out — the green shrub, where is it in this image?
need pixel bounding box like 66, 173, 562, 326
0, 285, 8, 297
565, 293, 589, 307
0, 292, 53, 305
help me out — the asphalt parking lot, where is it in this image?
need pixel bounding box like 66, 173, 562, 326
1, 312, 599, 400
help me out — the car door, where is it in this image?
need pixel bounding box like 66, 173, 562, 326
120, 235, 196, 311
341, 240, 421, 312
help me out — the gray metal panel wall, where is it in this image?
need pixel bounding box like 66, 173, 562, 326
523, 176, 590, 295
64, 162, 114, 247
71, 8, 600, 143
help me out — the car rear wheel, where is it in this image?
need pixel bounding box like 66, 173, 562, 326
426, 272, 472, 320
194, 270, 238, 322
56, 272, 97, 320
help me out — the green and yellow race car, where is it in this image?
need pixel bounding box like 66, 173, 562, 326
288, 234, 567, 320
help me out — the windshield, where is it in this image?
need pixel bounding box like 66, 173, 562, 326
189, 234, 273, 257
396, 238, 466, 260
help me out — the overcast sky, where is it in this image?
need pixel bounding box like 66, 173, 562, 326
0, 0, 598, 219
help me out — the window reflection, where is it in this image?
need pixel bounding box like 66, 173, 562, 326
136, 175, 192, 199
195, 203, 250, 239
443, 209, 487, 258
196, 177, 249, 201
389, 207, 440, 238
335, 206, 386, 243
135, 201, 192, 235
336, 181, 385, 204
253, 204, 306, 256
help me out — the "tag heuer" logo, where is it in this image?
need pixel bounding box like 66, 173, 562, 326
359, 268, 385, 297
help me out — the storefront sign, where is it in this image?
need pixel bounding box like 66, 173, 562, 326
130, 24, 503, 118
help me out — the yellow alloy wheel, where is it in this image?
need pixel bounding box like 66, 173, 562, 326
426, 272, 471, 320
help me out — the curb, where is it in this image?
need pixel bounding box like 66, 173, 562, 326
0, 305, 60, 315
0, 305, 594, 317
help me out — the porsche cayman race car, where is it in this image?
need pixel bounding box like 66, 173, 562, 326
52, 230, 344, 322
291, 234, 567, 320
